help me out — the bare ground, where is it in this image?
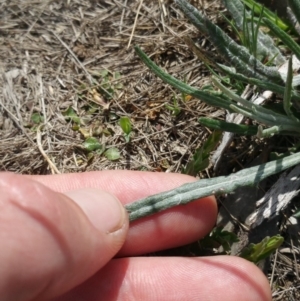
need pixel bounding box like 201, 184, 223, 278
0, 0, 299, 299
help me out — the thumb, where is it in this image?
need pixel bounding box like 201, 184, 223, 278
0, 173, 128, 301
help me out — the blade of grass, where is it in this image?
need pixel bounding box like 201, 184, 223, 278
217, 64, 300, 103
224, 0, 285, 65
241, 0, 289, 31
283, 57, 300, 122
263, 17, 300, 62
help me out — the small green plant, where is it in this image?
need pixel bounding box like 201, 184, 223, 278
135, 0, 300, 138
200, 227, 239, 252
183, 130, 222, 176
104, 147, 121, 161
119, 116, 132, 143
25, 112, 44, 130
240, 235, 284, 263
165, 96, 181, 116
241, 0, 289, 31
97, 70, 123, 100
62, 106, 81, 125
31, 112, 44, 125
83, 137, 104, 153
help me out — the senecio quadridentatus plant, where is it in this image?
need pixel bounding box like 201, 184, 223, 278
125, 0, 300, 222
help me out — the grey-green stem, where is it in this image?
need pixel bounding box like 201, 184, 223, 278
125, 152, 300, 222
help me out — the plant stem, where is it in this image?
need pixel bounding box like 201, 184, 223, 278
125, 152, 300, 222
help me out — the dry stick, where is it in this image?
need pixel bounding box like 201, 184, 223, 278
158, 0, 167, 32
36, 127, 60, 175
127, 0, 143, 49
0, 71, 35, 146
125, 152, 300, 222
119, 0, 128, 32
37, 73, 51, 150
270, 248, 278, 288
0, 100, 35, 146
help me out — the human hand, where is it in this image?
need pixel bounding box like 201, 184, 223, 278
0, 171, 271, 301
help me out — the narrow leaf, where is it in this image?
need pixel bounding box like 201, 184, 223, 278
119, 116, 132, 135
283, 57, 300, 122
134, 46, 233, 111
212, 77, 252, 109
126, 151, 300, 221
183, 131, 221, 176
241, 0, 289, 30
175, 0, 282, 82
135, 46, 300, 132
62, 107, 81, 124
224, 0, 285, 65
263, 17, 300, 62
199, 117, 258, 135
217, 64, 300, 103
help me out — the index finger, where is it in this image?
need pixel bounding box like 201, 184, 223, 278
30, 171, 217, 256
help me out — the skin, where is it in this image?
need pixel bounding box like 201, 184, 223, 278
0, 171, 272, 301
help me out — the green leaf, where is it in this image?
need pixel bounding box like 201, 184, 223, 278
119, 116, 132, 135
217, 64, 300, 103
135, 46, 300, 134
283, 57, 299, 122
240, 235, 284, 263
240, 0, 289, 31
175, 0, 282, 82
263, 17, 300, 62
200, 227, 239, 252
83, 137, 102, 152
104, 147, 121, 161
135, 45, 233, 111
31, 112, 44, 124
224, 0, 285, 65
183, 131, 221, 176
126, 151, 300, 221
202, 130, 222, 156
99, 70, 109, 77
62, 107, 81, 124
199, 117, 258, 135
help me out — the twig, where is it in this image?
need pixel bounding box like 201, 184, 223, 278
127, 0, 143, 49
36, 127, 61, 175
119, 0, 128, 32
270, 248, 279, 288
37, 73, 51, 150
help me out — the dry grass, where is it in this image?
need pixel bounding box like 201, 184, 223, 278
0, 0, 224, 174
0, 0, 299, 299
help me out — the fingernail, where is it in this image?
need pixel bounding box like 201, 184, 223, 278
65, 188, 127, 233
